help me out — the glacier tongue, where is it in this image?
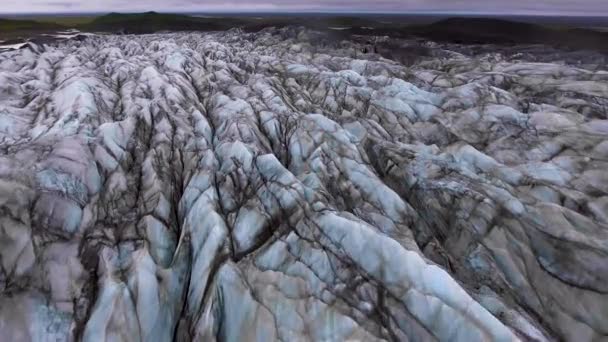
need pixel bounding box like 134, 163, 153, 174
0, 28, 607, 341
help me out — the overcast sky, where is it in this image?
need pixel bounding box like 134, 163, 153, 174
3, 0, 607, 15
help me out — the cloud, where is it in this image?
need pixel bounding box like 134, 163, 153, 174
1, 0, 607, 15
42, 1, 76, 7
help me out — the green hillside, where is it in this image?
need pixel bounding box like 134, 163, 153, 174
0, 18, 64, 32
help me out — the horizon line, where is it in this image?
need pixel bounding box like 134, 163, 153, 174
0, 10, 607, 17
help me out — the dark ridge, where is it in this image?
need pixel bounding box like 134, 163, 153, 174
0, 18, 64, 32
82, 12, 232, 34
404, 17, 608, 52
81, 12, 387, 34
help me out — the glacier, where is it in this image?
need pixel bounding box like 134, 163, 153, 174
0, 27, 607, 341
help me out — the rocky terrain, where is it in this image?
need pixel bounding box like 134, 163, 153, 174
0, 27, 607, 341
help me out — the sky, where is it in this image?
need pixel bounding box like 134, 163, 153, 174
3, 0, 608, 16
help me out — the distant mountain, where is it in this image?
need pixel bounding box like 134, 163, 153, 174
408, 17, 608, 51
81, 12, 238, 33
81, 12, 385, 34
0, 18, 64, 33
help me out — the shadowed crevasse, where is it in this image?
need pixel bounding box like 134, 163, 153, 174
0, 27, 607, 341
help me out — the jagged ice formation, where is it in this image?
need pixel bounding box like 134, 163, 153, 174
0, 27, 607, 341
